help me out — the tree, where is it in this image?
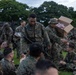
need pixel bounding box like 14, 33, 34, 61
0, 0, 30, 21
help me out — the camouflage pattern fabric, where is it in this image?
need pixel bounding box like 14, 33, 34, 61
45, 25, 63, 66
21, 22, 51, 54
17, 56, 37, 75
1, 27, 13, 42
14, 25, 25, 57
1, 58, 16, 75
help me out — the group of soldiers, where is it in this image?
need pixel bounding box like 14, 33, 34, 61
0, 13, 76, 75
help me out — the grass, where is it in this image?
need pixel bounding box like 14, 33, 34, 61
59, 71, 72, 75
13, 50, 72, 75
14, 49, 20, 65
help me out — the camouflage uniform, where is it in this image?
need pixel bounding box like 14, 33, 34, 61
21, 22, 51, 54
45, 19, 63, 66
14, 25, 25, 57
1, 23, 13, 43
1, 58, 16, 75
17, 55, 36, 75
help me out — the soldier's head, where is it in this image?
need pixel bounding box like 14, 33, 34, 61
3, 48, 14, 59
35, 59, 58, 75
28, 14, 37, 26
48, 18, 58, 28
67, 42, 75, 52
20, 20, 26, 27
29, 43, 42, 59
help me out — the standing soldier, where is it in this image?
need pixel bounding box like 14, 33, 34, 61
14, 20, 26, 58
1, 22, 13, 43
45, 18, 67, 67
21, 14, 51, 56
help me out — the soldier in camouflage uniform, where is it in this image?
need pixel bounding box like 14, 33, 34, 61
14, 20, 26, 58
17, 43, 43, 75
1, 48, 16, 75
21, 14, 51, 55
1, 22, 13, 43
59, 42, 76, 72
45, 18, 67, 67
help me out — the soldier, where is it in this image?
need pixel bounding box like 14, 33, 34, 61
1, 47, 16, 75
21, 14, 51, 55
45, 18, 67, 67
14, 20, 26, 58
1, 22, 13, 43
17, 43, 43, 75
59, 42, 76, 72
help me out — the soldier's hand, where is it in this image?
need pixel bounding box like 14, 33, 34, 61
61, 39, 68, 44
59, 60, 66, 65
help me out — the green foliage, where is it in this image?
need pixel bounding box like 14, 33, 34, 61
59, 71, 72, 75
0, 0, 76, 27
0, 0, 30, 21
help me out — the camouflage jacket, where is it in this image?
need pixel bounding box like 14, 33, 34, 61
17, 56, 37, 75
22, 22, 51, 46
15, 25, 25, 33
1, 58, 16, 75
14, 25, 25, 40
1, 27, 13, 37
45, 25, 61, 44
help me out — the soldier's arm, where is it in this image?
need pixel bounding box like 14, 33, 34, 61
45, 27, 61, 44
41, 25, 51, 47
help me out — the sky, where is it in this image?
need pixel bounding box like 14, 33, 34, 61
16, 0, 76, 10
